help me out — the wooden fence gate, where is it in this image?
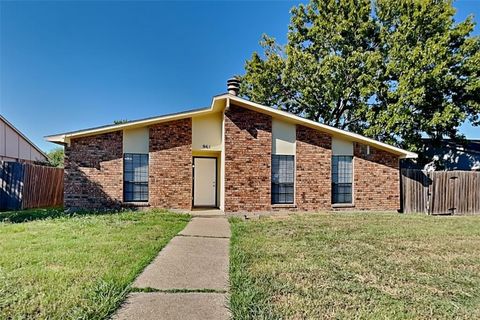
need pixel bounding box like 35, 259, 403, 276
401, 169, 480, 215
0, 161, 64, 210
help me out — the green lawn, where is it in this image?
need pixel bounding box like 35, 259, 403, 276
1, 207, 71, 223
230, 213, 480, 319
0, 209, 190, 320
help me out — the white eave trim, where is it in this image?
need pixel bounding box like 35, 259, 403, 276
45, 93, 417, 159
220, 94, 417, 159
44, 107, 213, 145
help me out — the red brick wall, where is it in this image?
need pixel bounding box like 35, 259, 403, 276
63, 106, 400, 213
353, 144, 400, 211
64, 131, 123, 210
222, 106, 400, 213
224, 104, 272, 212
149, 119, 192, 210
296, 125, 332, 211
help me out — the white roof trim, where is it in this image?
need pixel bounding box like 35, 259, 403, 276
222, 95, 417, 159
45, 93, 417, 159
45, 107, 213, 144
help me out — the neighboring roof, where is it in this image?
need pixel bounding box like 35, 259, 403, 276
45, 94, 417, 159
1, 115, 48, 160
422, 138, 480, 155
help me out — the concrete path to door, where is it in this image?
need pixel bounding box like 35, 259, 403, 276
113, 216, 231, 320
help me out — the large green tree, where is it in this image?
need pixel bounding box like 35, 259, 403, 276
240, 0, 479, 151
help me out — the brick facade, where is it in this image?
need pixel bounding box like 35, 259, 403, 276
149, 119, 192, 210
353, 144, 400, 211
64, 131, 123, 210
224, 104, 272, 212
296, 125, 332, 211
62, 103, 401, 213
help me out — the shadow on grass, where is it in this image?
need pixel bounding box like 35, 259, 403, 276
0, 207, 136, 224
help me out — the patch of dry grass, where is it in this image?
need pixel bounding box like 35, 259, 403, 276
230, 213, 480, 319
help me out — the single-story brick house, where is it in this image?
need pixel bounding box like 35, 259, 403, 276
46, 80, 417, 213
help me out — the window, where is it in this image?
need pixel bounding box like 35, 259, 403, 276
332, 156, 353, 204
124, 153, 149, 202
271, 155, 294, 204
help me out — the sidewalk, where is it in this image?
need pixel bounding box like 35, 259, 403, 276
113, 217, 231, 320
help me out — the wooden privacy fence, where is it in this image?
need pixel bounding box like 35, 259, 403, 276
401, 169, 480, 215
0, 161, 63, 210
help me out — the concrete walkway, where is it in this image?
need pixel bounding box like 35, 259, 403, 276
113, 217, 231, 320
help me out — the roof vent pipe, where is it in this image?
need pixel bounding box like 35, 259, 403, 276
227, 77, 241, 96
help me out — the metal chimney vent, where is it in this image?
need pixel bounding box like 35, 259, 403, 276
227, 77, 241, 96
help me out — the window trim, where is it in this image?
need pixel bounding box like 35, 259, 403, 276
271, 154, 295, 205
123, 153, 149, 203
331, 155, 354, 205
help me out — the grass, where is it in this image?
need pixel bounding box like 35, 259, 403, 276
0, 207, 128, 223
230, 213, 480, 319
0, 208, 190, 320
0, 207, 67, 223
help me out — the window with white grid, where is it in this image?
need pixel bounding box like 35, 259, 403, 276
123, 153, 149, 202
332, 156, 353, 204
271, 155, 295, 204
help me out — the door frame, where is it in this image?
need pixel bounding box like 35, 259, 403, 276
192, 156, 218, 208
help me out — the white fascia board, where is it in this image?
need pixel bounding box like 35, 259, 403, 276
44, 108, 212, 144
220, 94, 418, 159
45, 93, 417, 159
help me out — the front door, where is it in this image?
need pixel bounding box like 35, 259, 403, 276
193, 157, 217, 207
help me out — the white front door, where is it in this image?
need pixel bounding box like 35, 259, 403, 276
193, 157, 217, 207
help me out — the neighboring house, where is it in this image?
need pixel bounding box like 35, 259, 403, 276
402, 139, 480, 171
424, 139, 480, 171
46, 80, 417, 213
0, 115, 47, 163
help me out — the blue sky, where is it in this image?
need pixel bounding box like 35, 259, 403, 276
1, 0, 479, 152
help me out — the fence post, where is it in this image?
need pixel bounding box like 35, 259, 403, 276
426, 171, 431, 215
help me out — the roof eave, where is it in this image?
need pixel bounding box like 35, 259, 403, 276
45, 93, 417, 159
220, 94, 418, 159
399, 152, 419, 159
44, 106, 214, 144
45, 134, 69, 145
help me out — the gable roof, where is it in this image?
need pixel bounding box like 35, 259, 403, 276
1, 115, 48, 160
45, 94, 417, 159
